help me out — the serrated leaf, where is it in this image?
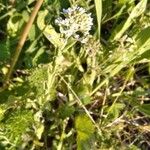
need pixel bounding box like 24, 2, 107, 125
0, 109, 33, 146
0, 42, 10, 61
58, 105, 75, 119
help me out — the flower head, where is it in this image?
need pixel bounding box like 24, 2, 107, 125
55, 6, 93, 43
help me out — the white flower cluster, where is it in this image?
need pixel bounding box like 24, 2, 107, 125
55, 6, 93, 43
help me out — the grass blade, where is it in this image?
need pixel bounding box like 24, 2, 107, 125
94, 0, 102, 39
113, 0, 147, 41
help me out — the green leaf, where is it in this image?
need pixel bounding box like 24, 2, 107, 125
94, 0, 102, 39
118, 0, 133, 5
135, 26, 150, 49
35, 123, 44, 140
58, 105, 75, 119
7, 13, 25, 37
130, 99, 150, 116
32, 47, 45, 65
28, 0, 35, 5
37, 10, 63, 48
0, 109, 33, 146
0, 106, 6, 121
76, 83, 92, 105
137, 104, 150, 116
102, 0, 112, 19
28, 24, 36, 41
0, 42, 10, 61
132, 27, 150, 62
22, 10, 29, 22
28, 66, 48, 97
113, 0, 147, 41
75, 114, 95, 150
107, 103, 125, 120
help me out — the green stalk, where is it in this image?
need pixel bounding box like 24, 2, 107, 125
3, 0, 44, 88
94, 0, 102, 39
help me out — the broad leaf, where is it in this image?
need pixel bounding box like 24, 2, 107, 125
75, 114, 95, 150
37, 10, 63, 48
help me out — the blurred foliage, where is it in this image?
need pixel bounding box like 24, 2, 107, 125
0, 0, 150, 149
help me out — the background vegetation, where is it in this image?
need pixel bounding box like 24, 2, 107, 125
0, 0, 150, 149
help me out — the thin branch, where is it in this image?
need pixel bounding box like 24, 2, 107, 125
3, 0, 44, 88
59, 75, 102, 136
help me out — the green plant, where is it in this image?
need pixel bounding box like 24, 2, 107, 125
0, 0, 150, 149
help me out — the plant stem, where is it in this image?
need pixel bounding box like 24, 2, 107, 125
3, 0, 44, 88
0, 9, 15, 21
57, 118, 69, 150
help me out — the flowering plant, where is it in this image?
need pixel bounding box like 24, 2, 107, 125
55, 6, 93, 43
